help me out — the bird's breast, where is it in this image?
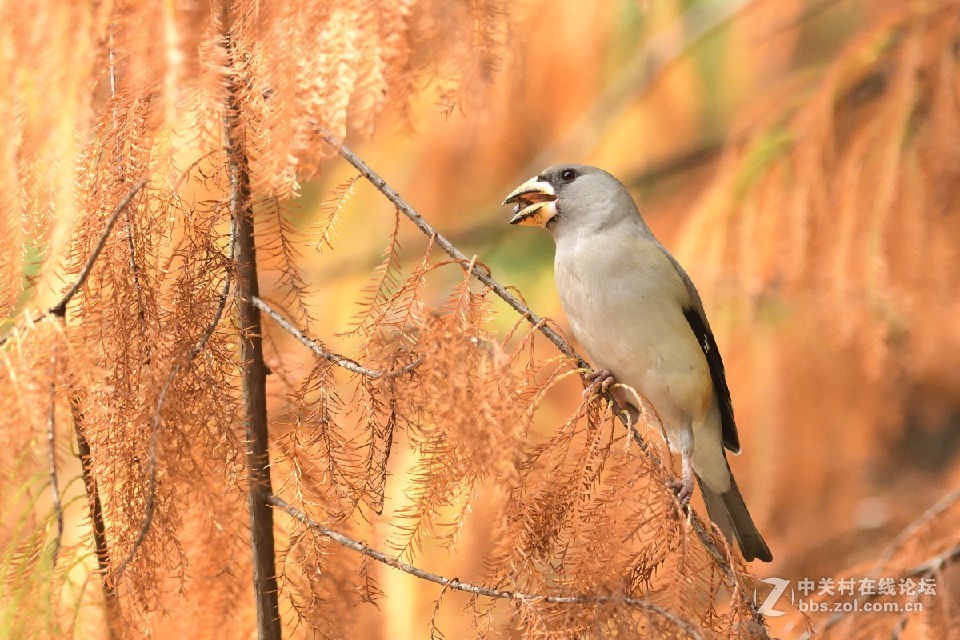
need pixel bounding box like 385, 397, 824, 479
553, 233, 712, 426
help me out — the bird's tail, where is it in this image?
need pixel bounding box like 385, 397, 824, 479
698, 468, 772, 562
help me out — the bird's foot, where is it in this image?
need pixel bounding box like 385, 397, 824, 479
667, 476, 695, 510
582, 369, 616, 399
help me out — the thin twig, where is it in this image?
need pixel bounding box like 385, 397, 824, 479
108, 22, 119, 132
0, 179, 147, 351
24, 176, 141, 634
71, 394, 120, 640
50, 178, 148, 318
323, 133, 753, 591
253, 296, 420, 379
429, 581, 453, 640
47, 352, 63, 567
320, 130, 577, 362
112, 219, 235, 580
802, 487, 960, 638
269, 495, 703, 640
110, 361, 180, 579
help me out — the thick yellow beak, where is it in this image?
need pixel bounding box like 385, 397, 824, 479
502, 177, 558, 227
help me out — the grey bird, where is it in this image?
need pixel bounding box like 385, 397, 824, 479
503, 164, 772, 562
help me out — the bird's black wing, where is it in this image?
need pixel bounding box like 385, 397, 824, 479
654, 242, 741, 453
681, 306, 740, 453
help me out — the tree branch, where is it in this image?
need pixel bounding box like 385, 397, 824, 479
252, 296, 420, 379
222, 9, 282, 638
71, 394, 120, 640
0, 178, 146, 351
801, 487, 960, 639
49, 178, 147, 318
322, 133, 759, 601
318, 132, 579, 356
269, 495, 703, 640
6, 177, 147, 636
903, 542, 960, 578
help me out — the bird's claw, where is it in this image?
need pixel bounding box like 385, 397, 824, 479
582, 369, 616, 399
668, 477, 694, 510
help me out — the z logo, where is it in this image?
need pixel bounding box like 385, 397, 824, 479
756, 577, 790, 617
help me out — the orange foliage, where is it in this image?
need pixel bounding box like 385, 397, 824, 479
1, 1, 959, 639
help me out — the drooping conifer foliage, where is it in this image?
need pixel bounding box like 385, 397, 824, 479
1, 1, 959, 639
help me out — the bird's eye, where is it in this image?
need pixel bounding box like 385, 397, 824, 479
560, 168, 577, 182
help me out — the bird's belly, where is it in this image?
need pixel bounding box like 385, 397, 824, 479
557, 267, 710, 428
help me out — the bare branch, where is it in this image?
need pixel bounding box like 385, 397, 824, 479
50, 178, 147, 318
0, 179, 147, 351
253, 295, 420, 379
21, 164, 143, 632
269, 495, 703, 640
800, 488, 960, 639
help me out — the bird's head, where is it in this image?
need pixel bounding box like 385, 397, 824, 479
502, 164, 639, 234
